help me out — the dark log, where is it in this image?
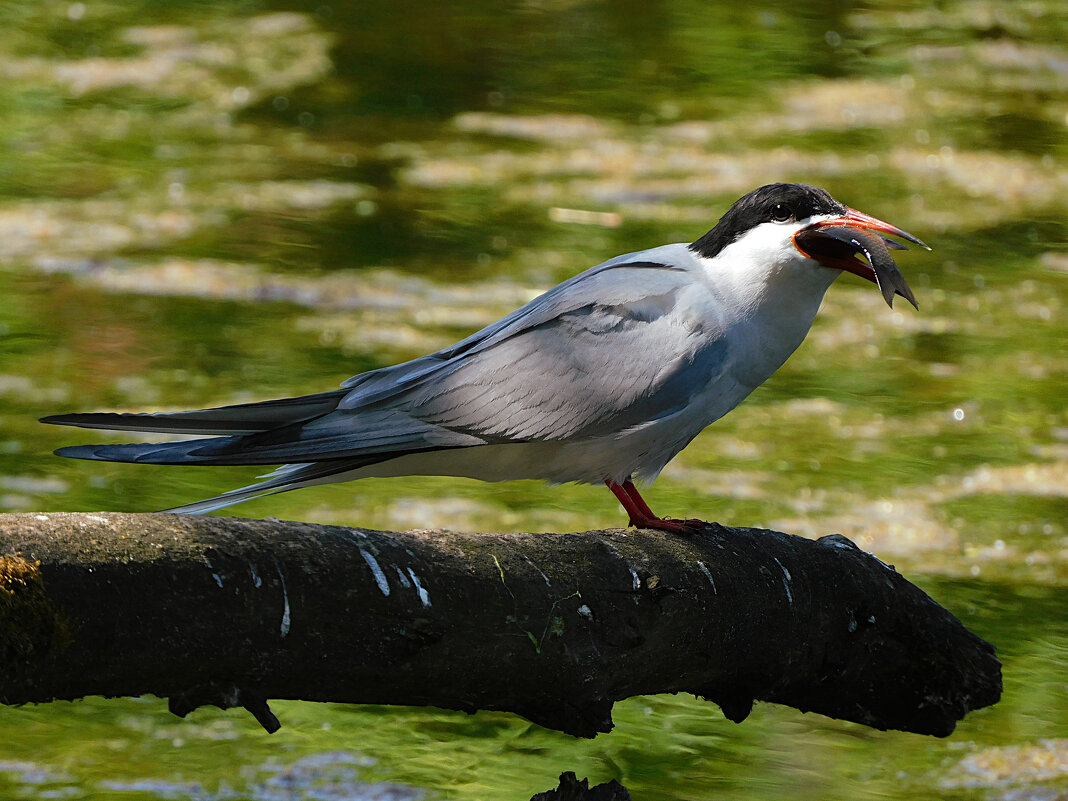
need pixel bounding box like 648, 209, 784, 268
531, 772, 631, 801
0, 512, 1000, 737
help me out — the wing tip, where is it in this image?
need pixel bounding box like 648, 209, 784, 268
40, 412, 133, 431
54, 444, 107, 461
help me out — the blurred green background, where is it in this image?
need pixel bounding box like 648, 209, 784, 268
0, 0, 1066, 798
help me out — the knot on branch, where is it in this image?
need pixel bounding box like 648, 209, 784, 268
169, 684, 281, 733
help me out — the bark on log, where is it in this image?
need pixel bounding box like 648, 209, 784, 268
531, 772, 631, 801
0, 512, 1000, 738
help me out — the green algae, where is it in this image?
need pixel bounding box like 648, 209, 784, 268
0, 554, 70, 678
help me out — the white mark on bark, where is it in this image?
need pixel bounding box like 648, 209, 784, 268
523, 556, 552, 587
205, 556, 224, 589
407, 567, 431, 608
360, 548, 390, 597
273, 558, 291, 638
772, 557, 793, 604
393, 566, 412, 588
696, 561, 717, 594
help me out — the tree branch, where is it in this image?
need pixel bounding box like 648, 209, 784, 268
0, 512, 1000, 737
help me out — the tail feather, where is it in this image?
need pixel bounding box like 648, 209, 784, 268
163, 459, 372, 514
43, 388, 465, 514
40, 390, 347, 435
56, 437, 246, 465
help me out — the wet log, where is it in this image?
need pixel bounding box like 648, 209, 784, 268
0, 512, 1000, 737
531, 772, 631, 801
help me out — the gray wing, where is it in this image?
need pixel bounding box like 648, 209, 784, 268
50, 250, 729, 466
200, 255, 730, 462
391, 270, 728, 440
47, 250, 733, 513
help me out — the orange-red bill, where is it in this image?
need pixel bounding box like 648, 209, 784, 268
825, 208, 931, 251
793, 208, 926, 309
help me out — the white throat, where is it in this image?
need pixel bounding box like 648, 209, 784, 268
692, 217, 842, 385
698, 217, 840, 317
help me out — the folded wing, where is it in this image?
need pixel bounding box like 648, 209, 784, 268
43, 252, 728, 510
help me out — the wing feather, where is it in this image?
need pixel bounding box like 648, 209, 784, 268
47, 248, 726, 472
41, 390, 346, 435
384, 259, 729, 442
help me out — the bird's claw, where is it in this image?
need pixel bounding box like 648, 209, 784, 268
628, 516, 717, 536
670, 517, 722, 536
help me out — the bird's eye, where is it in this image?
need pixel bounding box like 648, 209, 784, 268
770, 203, 793, 223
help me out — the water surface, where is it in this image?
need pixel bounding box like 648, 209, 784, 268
0, 0, 1065, 798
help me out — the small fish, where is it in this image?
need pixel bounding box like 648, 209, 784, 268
804, 225, 919, 309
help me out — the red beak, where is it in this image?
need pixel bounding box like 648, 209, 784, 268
793, 208, 928, 309
815, 208, 931, 251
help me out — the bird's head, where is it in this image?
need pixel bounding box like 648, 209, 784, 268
691, 183, 929, 309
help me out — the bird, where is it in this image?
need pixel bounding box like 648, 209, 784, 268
42, 183, 928, 533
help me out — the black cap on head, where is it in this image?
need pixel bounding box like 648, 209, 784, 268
691, 183, 847, 259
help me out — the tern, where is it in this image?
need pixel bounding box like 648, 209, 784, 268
43, 183, 928, 533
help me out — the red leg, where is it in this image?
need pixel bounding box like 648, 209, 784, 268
607, 480, 643, 526
621, 479, 655, 518
605, 479, 707, 535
